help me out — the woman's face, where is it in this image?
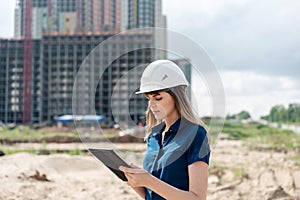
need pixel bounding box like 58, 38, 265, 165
146, 91, 178, 120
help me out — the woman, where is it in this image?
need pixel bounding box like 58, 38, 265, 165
119, 60, 210, 200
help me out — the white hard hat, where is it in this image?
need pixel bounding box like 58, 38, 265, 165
135, 60, 189, 94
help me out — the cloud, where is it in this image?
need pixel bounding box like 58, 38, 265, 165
0, 1, 15, 38
163, 0, 300, 78
192, 70, 300, 120
163, 0, 300, 120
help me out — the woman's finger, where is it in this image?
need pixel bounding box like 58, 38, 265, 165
130, 163, 140, 168
120, 167, 146, 174
119, 166, 128, 172
120, 166, 137, 173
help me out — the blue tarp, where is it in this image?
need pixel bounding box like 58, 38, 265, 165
56, 115, 107, 124
55, 115, 74, 123
81, 115, 107, 122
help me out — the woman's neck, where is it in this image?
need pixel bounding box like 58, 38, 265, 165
164, 112, 180, 131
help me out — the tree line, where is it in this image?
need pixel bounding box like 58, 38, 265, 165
261, 103, 300, 123
226, 110, 251, 120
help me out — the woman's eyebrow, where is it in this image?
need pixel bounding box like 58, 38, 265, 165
146, 92, 161, 98
145, 92, 161, 97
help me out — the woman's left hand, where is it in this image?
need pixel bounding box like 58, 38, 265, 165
119, 163, 151, 188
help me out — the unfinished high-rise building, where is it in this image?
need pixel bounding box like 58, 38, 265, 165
0, 32, 159, 125
14, 0, 166, 39
0, 0, 191, 126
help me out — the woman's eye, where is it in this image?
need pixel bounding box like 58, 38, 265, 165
155, 97, 162, 101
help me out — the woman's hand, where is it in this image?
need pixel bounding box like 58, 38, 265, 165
119, 163, 151, 188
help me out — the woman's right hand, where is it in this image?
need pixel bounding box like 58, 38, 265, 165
119, 163, 151, 188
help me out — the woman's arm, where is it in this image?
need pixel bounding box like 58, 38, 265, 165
188, 161, 209, 199
120, 161, 208, 200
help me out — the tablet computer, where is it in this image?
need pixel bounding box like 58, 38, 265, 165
89, 148, 131, 181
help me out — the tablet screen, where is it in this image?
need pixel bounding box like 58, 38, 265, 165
89, 148, 131, 181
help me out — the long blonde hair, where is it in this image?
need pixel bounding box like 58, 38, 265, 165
145, 85, 207, 135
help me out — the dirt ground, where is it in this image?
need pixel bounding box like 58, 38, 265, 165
0, 136, 299, 200
209, 137, 300, 200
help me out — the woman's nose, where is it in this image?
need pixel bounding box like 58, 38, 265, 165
148, 99, 156, 108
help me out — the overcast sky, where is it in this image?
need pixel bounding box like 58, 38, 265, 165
164, 0, 300, 119
0, 0, 299, 120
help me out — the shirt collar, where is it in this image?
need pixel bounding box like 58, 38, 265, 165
151, 117, 182, 134
168, 117, 181, 133
151, 121, 165, 134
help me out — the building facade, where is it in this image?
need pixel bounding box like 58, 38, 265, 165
2, 0, 187, 126
0, 33, 161, 125
0, 39, 41, 124
14, 0, 166, 39
42, 32, 156, 126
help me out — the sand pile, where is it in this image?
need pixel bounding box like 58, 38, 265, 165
0, 153, 140, 200
0, 138, 299, 199
208, 139, 300, 200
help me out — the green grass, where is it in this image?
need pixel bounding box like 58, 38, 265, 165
232, 168, 247, 180
98, 132, 116, 139
209, 162, 227, 178
222, 121, 300, 149
2, 149, 37, 155
0, 126, 115, 155
50, 149, 86, 155
1, 148, 86, 156
0, 140, 86, 155
2, 121, 299, 155
289, 156, 300, 167
0, 126, 118, 142
0, 126, 78, 141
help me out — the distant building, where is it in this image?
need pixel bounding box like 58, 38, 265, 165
0, 39, 41, 123
171, 58, 192, 98
14, 0, 166, 39
127, 0, 161, 29
0, 35, 192, 126
1, 0, 191, 126
42, 32, 156, 126
0, 32, 158, 125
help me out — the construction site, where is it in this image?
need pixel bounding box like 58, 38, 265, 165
0, 0, 184, 126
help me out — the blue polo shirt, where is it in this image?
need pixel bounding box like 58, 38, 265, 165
143, 118, 210, 200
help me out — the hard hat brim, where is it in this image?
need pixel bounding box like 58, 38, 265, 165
135, 89, 155, 94
135, 84, 188, 94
